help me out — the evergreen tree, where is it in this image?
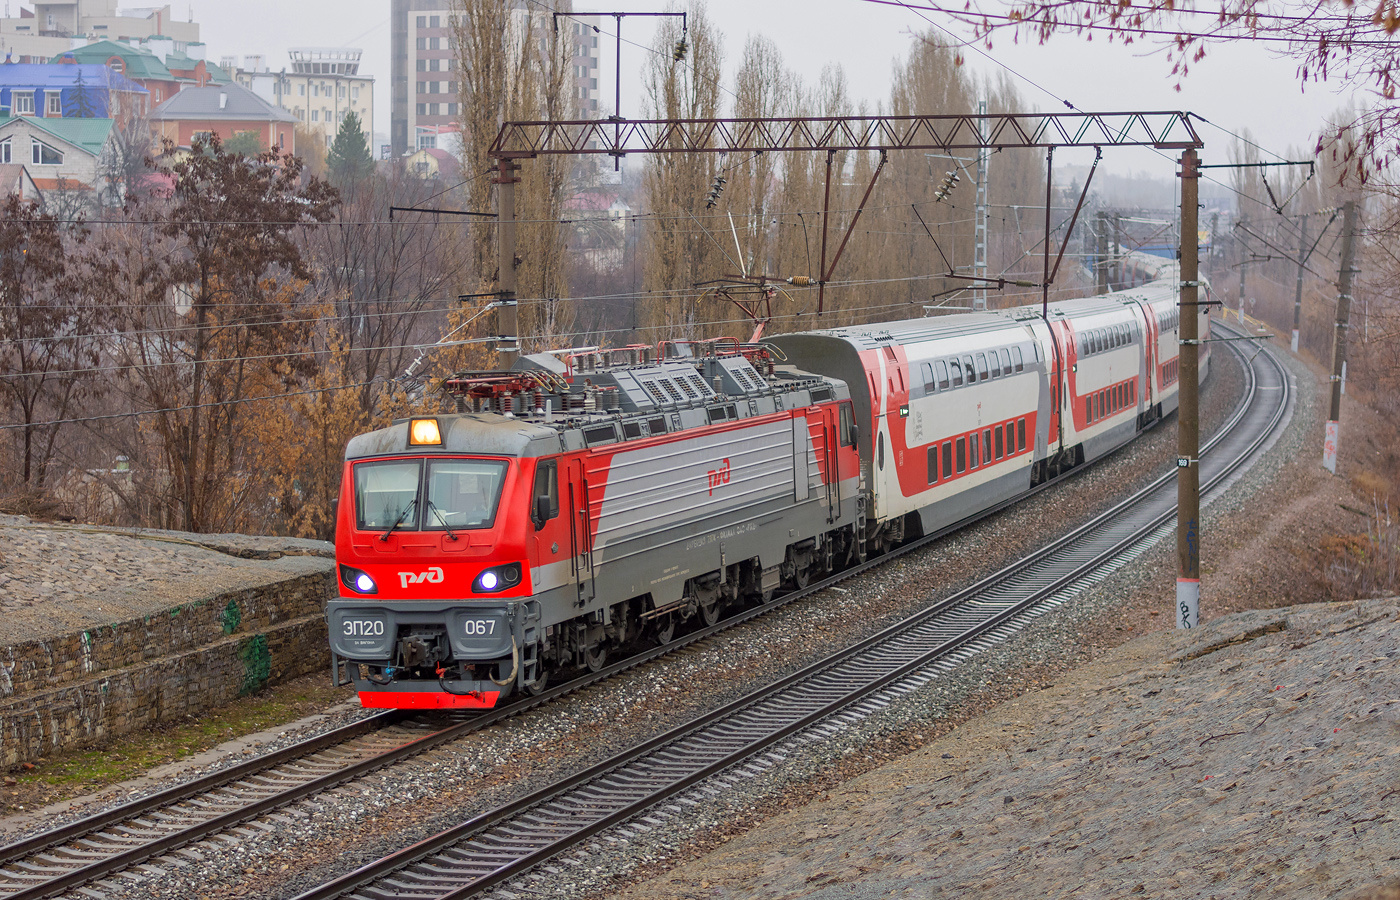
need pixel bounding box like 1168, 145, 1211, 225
68, 68, 98, 118
325, 111, 374, 186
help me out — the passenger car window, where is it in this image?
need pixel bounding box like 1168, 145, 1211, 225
999, 348, 1012, 374
1012, 346, 1024, 372
935, 360, 949, 390
989, 352, 1001, 378
949, 359, 963, 387
963, 355, 976, 383
976, 353, 989, 381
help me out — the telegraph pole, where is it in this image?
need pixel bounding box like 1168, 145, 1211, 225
495, 157, 521, 369
1323, 198, 1359, 475
1291, 213, 1308, 353
1177, 148, 1201, 629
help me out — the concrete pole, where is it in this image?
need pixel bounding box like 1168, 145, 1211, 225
1237, 214, 1248, 325
1096, 211, 1109, 295
1112, 213, 1122, 289
1323, 199, 1359, 475
1176, 148, 1201, 630
495, 157, 521, 369
974, 97, 989, 311
1291, 214, 1308, 353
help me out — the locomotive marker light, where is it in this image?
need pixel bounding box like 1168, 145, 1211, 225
409, 418, 443, 446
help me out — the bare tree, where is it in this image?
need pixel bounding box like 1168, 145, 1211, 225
101, 137, 338, 533
0, 197, 109, 499
638, 3, 727, 340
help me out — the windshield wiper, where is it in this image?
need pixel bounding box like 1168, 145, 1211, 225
427, 500, 458, 541
379, 499, 416, 542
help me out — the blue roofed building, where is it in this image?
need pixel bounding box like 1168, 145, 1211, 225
0, 62, 149, 119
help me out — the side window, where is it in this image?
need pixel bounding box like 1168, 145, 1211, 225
956, 437, 967, 473
922, 362, 936, 394
989, 351, 1001, 378
839, 403, 857, 448
1004, 422, 1015, 456
949, 358, 963, 388
532, 460, 559, 526
941, 441, 953, 479
963, 355, 976, 384
999, 348, 1011, 374
994, 426, 1004, 459
927, 446, 938, 485
970, 432, 980, 469
975, 353, 989, 381
1012, 346, 1024, 372
935, 360, 949, 390
983, 429, 992, 464
1017, 417, 1027, 452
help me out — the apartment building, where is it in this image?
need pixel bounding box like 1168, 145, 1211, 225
389, 0, 600, 158
232, 48, 373, 150
0, 1, 197, 64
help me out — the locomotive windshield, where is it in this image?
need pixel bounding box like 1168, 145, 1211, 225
354, 458, 509, 531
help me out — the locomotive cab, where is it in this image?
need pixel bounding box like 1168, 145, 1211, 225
329, 414, 560, 709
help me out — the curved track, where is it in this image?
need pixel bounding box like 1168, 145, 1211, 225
288, 326, 1290, 900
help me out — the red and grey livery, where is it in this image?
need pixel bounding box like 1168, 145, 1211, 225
329, 253, 1208, 709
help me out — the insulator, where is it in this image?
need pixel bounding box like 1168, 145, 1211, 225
786, 275, 812, 286
673, 38, 688, 61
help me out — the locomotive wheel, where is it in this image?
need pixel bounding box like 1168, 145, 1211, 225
524, 670, 550, 696
651, 614, 676, 645
699, 598, 721, 627
584, 643, 608, 672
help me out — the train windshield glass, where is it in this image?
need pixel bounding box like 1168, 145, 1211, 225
425, 459, 508, 529
353, 458, 510, 531
355, 460, 420, 531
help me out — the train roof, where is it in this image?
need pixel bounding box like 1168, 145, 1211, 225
785, 311, 1023, 349
345, 414, 559, 461
344, 341, 850, 462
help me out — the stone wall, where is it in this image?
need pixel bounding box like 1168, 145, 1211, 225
0, 566, 335, 767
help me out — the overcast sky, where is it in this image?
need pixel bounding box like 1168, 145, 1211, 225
178, 0, 1357, 178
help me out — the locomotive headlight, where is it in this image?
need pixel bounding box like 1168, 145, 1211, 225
409, 418, 442, 445
474, 563, 522, 593
340, 564, 378, 595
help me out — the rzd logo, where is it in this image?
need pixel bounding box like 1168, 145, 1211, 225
707, 458, 731, 496
398, 566, 444, 588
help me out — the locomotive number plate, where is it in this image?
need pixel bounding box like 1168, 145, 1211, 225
343, 619, 387, 637
462, 619, 497, 636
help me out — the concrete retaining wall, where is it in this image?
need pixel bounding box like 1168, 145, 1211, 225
0, 568, 335, 767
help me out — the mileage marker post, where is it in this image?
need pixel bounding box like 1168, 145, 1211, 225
1177, 148, 1201, 630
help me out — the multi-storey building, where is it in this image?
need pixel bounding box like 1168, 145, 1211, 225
59, 38, 229, 107
231, 48, 373, 151
389, 0, 600, 158
0, 1, 198, 64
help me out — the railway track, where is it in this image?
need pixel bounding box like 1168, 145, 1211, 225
285, 324, 1290, 900
0, 323, 1286, 900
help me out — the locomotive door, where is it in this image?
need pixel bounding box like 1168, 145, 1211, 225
568, 459, 596, 606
